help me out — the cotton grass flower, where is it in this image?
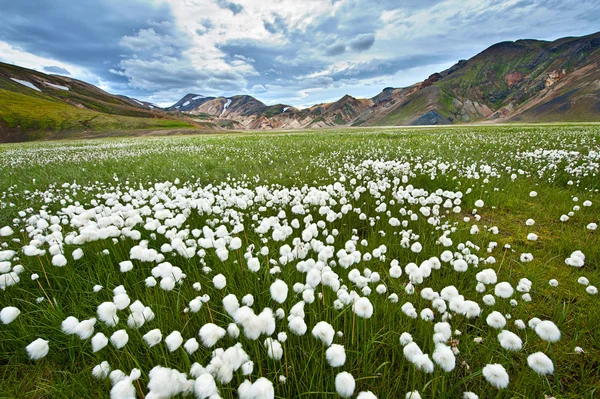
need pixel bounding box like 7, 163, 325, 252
143, 329, 163, 347
353, 297, 373, 318
357, 391, 377, 399
334, 372, 355, 397
184, 338, 199, 355
432, 343, 456, 372
270, 279, 288, 303
238, 377, 274, 399
406, 391, 421, 399
75, 318, 96, 340
91, 333, 108, 352
312, 321, 335, 346
110, 330, 129, 349
213, 274, 227, 289
97, 302, 118, 327
199, 323, 226, 347
326, 344, 346, 367
165, 330, 183, 352
486, 311, 506, 329
195, 372, 219, 399
92, 361, 111, 379
26, 338, 49, 360
494, 282, 514, 298
0, 306, 20, 324
482, 363, 509, 389
497, 330, 522, 351
527, 352, 554, 375
535, 320, 561, 342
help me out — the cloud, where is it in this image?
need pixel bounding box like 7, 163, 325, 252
325, 43, 347, 56
349, 33, 375, 51
215, 0, 244, 15
43, 66, 71, 75
0, 0, 598, 108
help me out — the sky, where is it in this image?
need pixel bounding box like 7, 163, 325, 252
0, 0, 598, 108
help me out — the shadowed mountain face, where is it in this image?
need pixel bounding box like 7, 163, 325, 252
1, 31, 599, 141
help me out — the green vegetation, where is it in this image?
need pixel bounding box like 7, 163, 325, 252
0, 89, 195, 140
0, 125, 599, 398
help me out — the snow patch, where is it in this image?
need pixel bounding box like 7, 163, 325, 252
133, 99, 145, 106
283, 107, 289, 112
44, 82, 69, 91
220, 99, 232, 116
183, 101, 190, 107
10, 78, 41, 92
192, 95, 205, 100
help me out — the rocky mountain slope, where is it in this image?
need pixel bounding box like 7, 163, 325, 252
1, 31, 598, 141
170, 31, 600, 128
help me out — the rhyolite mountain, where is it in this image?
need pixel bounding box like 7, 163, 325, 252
1, 31, 598, 141
169, 31, 599, 128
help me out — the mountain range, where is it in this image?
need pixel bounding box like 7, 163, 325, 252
1, 32, 599, 141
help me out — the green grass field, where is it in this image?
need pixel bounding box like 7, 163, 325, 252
0, 89, 196, 140
0, 125, 598, 399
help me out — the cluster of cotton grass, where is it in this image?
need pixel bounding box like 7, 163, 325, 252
0, 129, 599, 398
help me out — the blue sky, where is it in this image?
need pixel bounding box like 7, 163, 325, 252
0, 0, 598, 107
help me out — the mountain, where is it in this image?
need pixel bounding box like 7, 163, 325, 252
358, 32, 600, 125
0, 62, 201, 141
1, 31, 598, 142
170, 31, 600, 128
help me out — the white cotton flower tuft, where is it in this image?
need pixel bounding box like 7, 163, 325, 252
335, 372, 355, 398
110, 330, 129, 349
475, 199, 484, 208
92, 361, 111, 379
497, 330, 522, 351
184, 338, 199, 355
26, 338, 49, 360
75, 318, 96, 340
165, 330, 183, 352
195, 372, 219, 399
494, 282, 514, 298
482, 363, 509, 389
288, 316, 307, 336
527, 352, 554, 375
535, 320, 561, 342
463, 392, 479, 399
565, 250, 585, 267
97, 302, 119, 327
406, 391, 422, 399
61, 316, 79, 334
270, 279, 288, 304
587, 286, 598, 295
486, 311, 506, 329
357, 391, 377, 399
432, 343, 456, 372
264, 338, 283, 360
312, 321, 335, 346
52, 254, 67, 267
143, 329, 163, 347
1, 306, 20, 324
91, 333, 108, 352
238, 377, 274, 399
213, 274, 226, 289
247, 257, 260, 272
326, 344, 346, 367
119, 260, 133, 273
199, 323, 226, 347
353, 297, 373, 318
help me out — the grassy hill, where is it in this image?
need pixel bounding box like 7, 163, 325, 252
0, 62, 199, 141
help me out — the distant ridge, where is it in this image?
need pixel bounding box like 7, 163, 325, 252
1, 31, 599, 141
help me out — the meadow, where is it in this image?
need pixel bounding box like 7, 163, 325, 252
0, 125, 598, 399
